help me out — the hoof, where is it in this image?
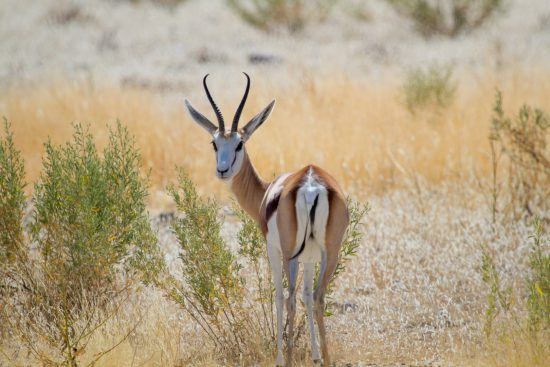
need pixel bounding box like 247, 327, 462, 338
313, 359, 322, 365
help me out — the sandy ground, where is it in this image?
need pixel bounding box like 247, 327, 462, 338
1, 0, 550, 95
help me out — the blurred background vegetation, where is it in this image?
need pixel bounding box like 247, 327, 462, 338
0, 0, 548, 366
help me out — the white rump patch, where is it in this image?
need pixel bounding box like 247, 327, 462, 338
293, 168, 329, 263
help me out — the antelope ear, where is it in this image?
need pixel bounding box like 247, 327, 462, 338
185, 99, 217, 135
241, 100, 275, 141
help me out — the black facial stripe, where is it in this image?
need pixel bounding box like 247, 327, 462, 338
211, 141, 217, 151
236, 141, 243, 151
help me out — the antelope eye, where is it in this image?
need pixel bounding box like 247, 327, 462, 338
236, 141, 243, 152
211, 141, 217, 152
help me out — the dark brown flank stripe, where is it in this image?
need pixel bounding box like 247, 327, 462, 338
265, 192, 281, 223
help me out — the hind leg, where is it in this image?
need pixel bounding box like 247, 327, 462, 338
314, 250, 339, 366
314, 196, 348, 366
303, 262, 321, 363
284, 258, 298, 365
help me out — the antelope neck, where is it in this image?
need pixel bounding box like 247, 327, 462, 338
229, 149, 268, 223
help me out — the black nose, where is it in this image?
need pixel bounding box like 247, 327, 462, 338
217, 168, 229, 175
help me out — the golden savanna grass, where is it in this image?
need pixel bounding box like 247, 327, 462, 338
2, 67, 549, 205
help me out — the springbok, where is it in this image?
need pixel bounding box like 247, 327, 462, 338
184, 73, 349, 366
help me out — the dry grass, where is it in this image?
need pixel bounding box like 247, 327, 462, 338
1, 67, 549, 366
462, 328, 549, 367
2, 67, 549, 206
3, 180, 537, 367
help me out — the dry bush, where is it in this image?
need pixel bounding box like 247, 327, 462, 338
227, 0, 336, 33
489, 91, 550, 219
467, 92, 549, 365
402, 64, 457, 114
46, 2, 93, 25
386, 0, 504, 37
124, 0, 189, 6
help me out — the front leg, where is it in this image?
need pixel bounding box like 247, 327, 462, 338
267, 242, 285, 366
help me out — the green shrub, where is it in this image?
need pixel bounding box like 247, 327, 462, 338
402, 64, 457, 114
490, 91, 550, 218
164, 170, 254, 361
2, 122, 161, 367
227, 0, 336, 33
234, 203, 277, 346
386, 0, 504, 37
480, 218, 548, 337
0, 118, 26, 265
0, 119, 27, 341
526, 218, 549, 332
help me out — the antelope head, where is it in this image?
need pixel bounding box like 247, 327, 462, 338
185, 73, 275, 180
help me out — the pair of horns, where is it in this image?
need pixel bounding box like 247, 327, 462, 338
203, 72, 250, 133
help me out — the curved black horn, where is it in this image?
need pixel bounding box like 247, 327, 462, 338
203, 74, 225, 132
231, 72, 251, 132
